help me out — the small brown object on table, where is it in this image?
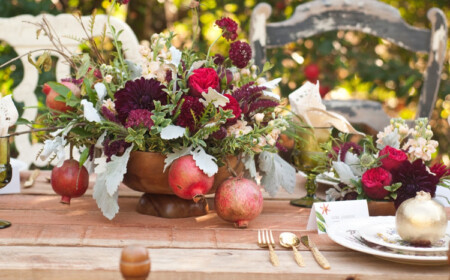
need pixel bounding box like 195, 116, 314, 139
0, 170, 448, 280
120, 245, 151, 280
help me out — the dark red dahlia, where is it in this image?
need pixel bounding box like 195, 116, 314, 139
392, 159, 440, 208
125, 109, 154, 130
229, 41, 252, 69
221, 94, 241, 125
215, 17, 238, 41
114, 77, 167, 124
176, 96, 205, 132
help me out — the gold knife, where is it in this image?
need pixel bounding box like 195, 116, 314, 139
300, 235, 331, 270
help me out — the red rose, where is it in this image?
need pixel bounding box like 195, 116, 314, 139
188, 68, 220, 97
222, 94, 242, 125
379, 146, 408, 171
361, 167, 392, 200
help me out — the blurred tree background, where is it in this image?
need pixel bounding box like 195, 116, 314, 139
0, 0, 449, 164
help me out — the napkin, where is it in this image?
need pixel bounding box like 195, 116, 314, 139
0, 95, 19, 137
288, 82, 364, 135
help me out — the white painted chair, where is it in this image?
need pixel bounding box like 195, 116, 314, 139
0, 14, 140, 168
250, 0, 448, 132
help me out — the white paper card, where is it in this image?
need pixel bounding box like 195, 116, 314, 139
0, 159, 24, 194
307, 200, 369, 234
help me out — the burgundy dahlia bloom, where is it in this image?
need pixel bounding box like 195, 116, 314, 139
125, 109, 154, 130
215, 17, 238, 41
229, 41, 252, 69
114, 77, 167, 125
392, 159, 440, 208
176, 96, 205, 132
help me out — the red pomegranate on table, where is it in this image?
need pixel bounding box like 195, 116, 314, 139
214, 177, 263, 228
51, 159, 89, 204
168, 155, 214, 202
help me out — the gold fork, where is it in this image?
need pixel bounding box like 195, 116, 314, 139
257, 229, 279, 266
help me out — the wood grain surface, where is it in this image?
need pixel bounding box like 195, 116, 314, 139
0, 171, 448, 279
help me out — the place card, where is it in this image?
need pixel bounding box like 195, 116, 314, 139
306, 200, 369, 234
0, 159, 25, 194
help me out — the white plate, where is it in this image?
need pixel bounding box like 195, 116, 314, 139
359, 220, 450, 253
327, 216, 449, 266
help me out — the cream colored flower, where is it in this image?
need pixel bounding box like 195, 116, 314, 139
139, 45, 151, 57
253, 113, 264, 124
102, 98, 116, 113
104, 74, 113, 83
227, 120, 252, 137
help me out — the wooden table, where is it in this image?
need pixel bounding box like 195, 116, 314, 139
0, 171, 448, 280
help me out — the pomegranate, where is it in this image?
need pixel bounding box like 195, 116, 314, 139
44, 81, 81, 113
304, 64, 320, 81
168, 155, 214, 201
51, 159, 89, 204
214, 177, 263, 228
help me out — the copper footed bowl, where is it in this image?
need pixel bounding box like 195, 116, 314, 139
123, 151, 244, 195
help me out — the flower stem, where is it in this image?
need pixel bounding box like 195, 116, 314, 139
206, 32, 224, 58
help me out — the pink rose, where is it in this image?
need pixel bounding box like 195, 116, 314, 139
361, 167, 392, 200
379, 146, 408, 171
188, 68, 220, 97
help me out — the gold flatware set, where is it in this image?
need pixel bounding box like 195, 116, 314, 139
258, 230, 330, 269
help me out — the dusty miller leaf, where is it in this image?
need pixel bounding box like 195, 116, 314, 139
160, 125, 186, 140
258, 152, 296, 196
93, 145, 133, 220
243, 154, 258, 180
332, 161, 358, 186
81, 100, 101, 123
191, 146, 218, 177
163, 146, 192, 172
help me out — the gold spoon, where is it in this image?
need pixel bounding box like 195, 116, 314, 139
279, 232, 304, 267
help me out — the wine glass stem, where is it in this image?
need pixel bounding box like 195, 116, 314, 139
305, 174, 317, 196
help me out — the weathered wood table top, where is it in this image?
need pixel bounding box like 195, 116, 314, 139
0, 171, 448, 280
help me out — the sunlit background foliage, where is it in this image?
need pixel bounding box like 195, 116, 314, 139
0, 0, 449, 164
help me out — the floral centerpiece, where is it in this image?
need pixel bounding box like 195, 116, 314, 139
27, 0, 295, 221
320, 118, 450, 208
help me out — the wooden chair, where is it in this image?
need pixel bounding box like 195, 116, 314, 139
250, 0, 448, 132
0, 14, 140, 168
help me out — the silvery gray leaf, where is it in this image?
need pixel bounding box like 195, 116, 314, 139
243, 154, 257, 180
258, 152, 296, 196
377, 129, 400, 150
125, 59, 142, 80
332, 161, 358, 186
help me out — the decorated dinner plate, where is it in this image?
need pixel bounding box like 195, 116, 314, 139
327, 216, 449, 265
359, 220, 450, 253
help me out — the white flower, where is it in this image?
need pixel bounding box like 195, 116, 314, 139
139, 45, 151, 57
240, 69, 250, 76
104, 74, 113, 83
227, 120, 252, 137
253, 113, 264, 124
403, 137, 438, 161
266, 135, 276, 146
102, 99, 116, 113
